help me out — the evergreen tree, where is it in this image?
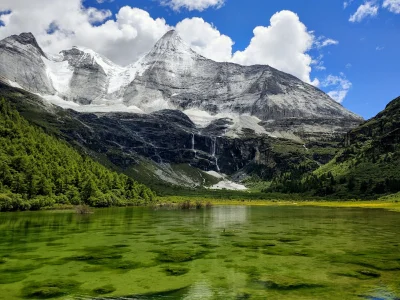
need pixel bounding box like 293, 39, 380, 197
0, 98, 155, 211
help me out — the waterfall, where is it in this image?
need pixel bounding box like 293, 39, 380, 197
191, 133, 197, 157
211, 137, 220, 172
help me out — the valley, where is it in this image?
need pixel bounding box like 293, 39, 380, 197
0, 4, 399, 299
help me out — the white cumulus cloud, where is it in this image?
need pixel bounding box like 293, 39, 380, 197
175, 17, 233, 62
0, 2, 337, 90
349, 2, 379, 22
231, 10, 318, 85
322, 73, 352, 103
0, 1, 171, 66
85, 7, 112, 23
160, 0, 225, 11
383, 0, 400, 13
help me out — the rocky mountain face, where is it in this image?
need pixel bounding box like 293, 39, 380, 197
0, 31, 364, 189
0, 31, 361, 140
0, 33, 54, 94
269, 96, 400, 198
123, 31, 358, 120
0, 81, 340, 190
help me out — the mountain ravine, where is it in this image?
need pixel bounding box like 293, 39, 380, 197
0, 31, 363, 189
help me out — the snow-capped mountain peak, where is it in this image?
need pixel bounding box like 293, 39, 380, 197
148, 30, 199, 58
0, 32, 362, 141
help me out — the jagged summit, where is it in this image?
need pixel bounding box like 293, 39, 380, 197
144, 29, 201, 63
0, 32, 54, 94
4, 32, 47, 58
0, 31, 362, 141
156, 30, 186, 47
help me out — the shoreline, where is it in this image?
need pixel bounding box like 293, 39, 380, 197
1, 199, 399, 214
157, 197, 400, 213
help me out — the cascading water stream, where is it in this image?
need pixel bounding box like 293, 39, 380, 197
191, 133, 197, 157
211, 137, 220, 172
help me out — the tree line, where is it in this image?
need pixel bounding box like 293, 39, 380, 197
0, 98, 155, 211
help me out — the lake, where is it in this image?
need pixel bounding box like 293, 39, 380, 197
0, 205, 399, 299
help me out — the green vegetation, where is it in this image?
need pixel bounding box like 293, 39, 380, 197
163, 265, 190, 276
0, 206, 399, 299
154, 249, 209, 263
21, 279, 81, 299
266, 96, 400, 199
92, 284, 117, 295
0, 98, 155, 211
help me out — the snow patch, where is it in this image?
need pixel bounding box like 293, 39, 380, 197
184, 109, 216, 127
43, 57, 73, 94
40, 94, 144, 113
205, 171, 225, 179
141, 98, 174, 112
225, 114, 268, 138
184, 109, 268, 137
107, 59, 147, 94
75, 47, 121, 76
7, 80, 23, 89
209, 180, 248, 191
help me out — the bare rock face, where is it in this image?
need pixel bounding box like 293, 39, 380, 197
0, 33, 54, 94
0, 31, 362, 143
60, 48, 108, 104
123, 30, 360, 122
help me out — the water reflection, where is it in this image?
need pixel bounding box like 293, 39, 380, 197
207, 206, 248, 228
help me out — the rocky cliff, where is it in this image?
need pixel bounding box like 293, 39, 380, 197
0, 31, 362, 142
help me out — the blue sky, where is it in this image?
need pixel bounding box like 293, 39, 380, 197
0, 0, 398, 119
89, 0, 399, 119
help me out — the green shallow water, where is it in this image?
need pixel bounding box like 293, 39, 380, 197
0, 206, 399, 300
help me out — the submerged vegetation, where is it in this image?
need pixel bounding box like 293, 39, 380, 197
0, 98, 155, 211
75, 205, 93, 214
21, 279, 82, 299
154, 200, 213, 210
0, 206, 399, 299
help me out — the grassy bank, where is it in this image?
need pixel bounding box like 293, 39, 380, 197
157, 195, 400, 212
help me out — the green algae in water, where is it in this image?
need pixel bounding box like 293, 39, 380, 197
0, 206, 399, 300
164, 265, 190, 276
0, 273, 27, 284
232, 241, 276, 249
333, 269, 381, 280
92, 284, 116, 295
64, 246, 127, 264
21, 279, 81, 299
262, 246, 313, 257
155, 249, 209, 263
255, 279, 325, 291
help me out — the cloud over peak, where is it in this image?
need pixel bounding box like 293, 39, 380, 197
175, 17, 233, 62
231, 10, 317, 84
0, 1, 342, 97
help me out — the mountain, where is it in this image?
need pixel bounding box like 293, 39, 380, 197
0, 97, 155, 211
0, 31, 365, 191
0, 33, 54, 94
268, 96, 400, 198
0, 81, 343, 192
0, 31, 362, 141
